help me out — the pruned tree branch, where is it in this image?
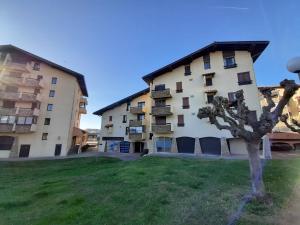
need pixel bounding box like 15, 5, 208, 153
280, 114, 300, 133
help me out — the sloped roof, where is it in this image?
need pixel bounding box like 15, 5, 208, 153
142, 41, 269, 84
0, 44, 88, 96
93, 88, 149, 116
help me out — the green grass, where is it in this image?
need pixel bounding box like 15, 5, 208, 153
0, 156, 299, 225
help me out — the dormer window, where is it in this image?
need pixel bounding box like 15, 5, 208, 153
223, 51, 237, 69
184, 64, 191, 76
33, 62, 40, 71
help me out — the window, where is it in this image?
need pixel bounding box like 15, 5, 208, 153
125, 127, 129, 135
42, 133, 48, 140
228, 92, 238, 106
44, 118, 51, 125
109, 116, 112, 122
205, 77, 213, 86
137, 114, 145, 121
37, 75, 43, 80
49, 90, 55, 97
176, 82, 183, 93
154, 84, 165, 91
156, 137, 172, 152
177, 115, 184, 127
17, 117, 33, 125
149, 133, 153, 140
155, 116, 166, 125
184, 64, 191, 75
129, 126, 143, 134
47, 104, 53, 111
0, 116, 9, 124
182, 97, 189, 109
51, 77, 57, 84
122, 115, 127, 123
237, 72, 252, 85
203, 54, 211, 70
33, 62, 40, 71
0, 116, 15, 124
25, 117, 33, 125
207, 93, 216, 104
126, 102, 131, 111
17, 116, 25, 124
137, 101, 145, 108
223, 51, 236, 68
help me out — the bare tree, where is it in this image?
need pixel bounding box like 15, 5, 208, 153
197, 79, 298, 198
280, 114, 300, 133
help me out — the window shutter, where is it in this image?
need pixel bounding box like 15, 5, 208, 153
182, 97, 189, 109
176, 82, 182, 92
177, 115, 184, 126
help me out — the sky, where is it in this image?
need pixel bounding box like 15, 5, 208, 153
0, 0, 299, 129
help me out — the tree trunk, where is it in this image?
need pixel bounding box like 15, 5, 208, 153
247, 142, 265, 198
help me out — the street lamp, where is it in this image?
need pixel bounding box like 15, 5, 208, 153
287, 57, 300, 80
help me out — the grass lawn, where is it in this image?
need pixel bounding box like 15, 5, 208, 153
0, 156, 299, 225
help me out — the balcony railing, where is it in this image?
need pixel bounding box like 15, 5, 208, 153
1, 76, 44, 88
0, 91, 41, 102
0, 61, 29, 72
151, 105, 172, 116
129, 133, 146, 141
15, 124, 37, 133
151, 88, 172, 99
0, 107, 40, 117
79, 107, 87, 114
129, 119, 146, 127
0, 107, 17, 116
80, 97, 88, 105
130, 106, 145, 114
151, 123, 173, 134
0, 124, 14, 133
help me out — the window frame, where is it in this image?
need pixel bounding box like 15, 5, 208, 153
44, 118, 51, 125
184, 64, 191, 76
51, 77, 58, 84
42, 133, 48, 140
47, 104, 53, 111
49, 90, 55, 97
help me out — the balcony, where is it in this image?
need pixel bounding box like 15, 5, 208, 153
129, 119, 146, 127
0, 61, 29, 72
151, 123, 173, 134
1, 76, 44, 88
79, 107, 87, 114
15, 124, 37, 133
17, 108, 40, 116
151, 105, 172, 116
80, 97, 88, 105
0, 107, 39, 117
151, 88, 172, 99
0, 107, 17, 116
130, 106, 145, 114
0, 124, 14, 133
0, 91, 41, 102
129, 133, 146, 141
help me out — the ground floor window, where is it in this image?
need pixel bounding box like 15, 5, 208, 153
156, 137, 172, 152
106, 141, 120, 151
0, 136, 14, 150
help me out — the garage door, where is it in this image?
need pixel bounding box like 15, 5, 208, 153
120, 141, 130, 153
176, 137, 195, 154
199, 137, 221, 155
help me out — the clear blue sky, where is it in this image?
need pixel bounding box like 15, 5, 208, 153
0, 0, 299, 129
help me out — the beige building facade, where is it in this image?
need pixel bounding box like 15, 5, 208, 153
94, 41, 269, 155
0, 45, 88, 158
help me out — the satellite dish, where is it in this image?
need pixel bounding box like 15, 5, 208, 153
287, 57, 300, 73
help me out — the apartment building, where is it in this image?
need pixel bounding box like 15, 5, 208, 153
0, 45, 88, 158
94, 41, 269, 155
259, 86, 300, 149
